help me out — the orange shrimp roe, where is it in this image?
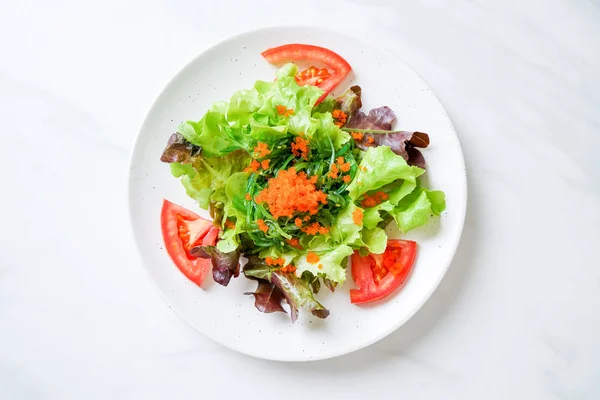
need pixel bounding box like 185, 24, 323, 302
291, 136, 309, 159
261, 159, 270, 170
351, 132, 364, 141
318, 264, 323, 270
276, 105, 294, 117
244, 159, 260, 173
360, 166, 368, 172
340, 162, 351, 172
257, 219, 269, 233
245, 193, 252, 201
329, 163, 339, 179
254, 142, 271, 158
254, 167, 327, 219
343, 175, 351, 183
224, 219, 235, 229
360, 191, 389, 208
306, 252, 320, 264
294, 218, 303, 227
265, 257, 285, 266
302, 222, 330, 235
364, 136, 375, 146
286, 238, 302, 249
280, 265, 296, 273
336, 157, 345, 165
352, 208, 364, 225
332, 109, 347, 127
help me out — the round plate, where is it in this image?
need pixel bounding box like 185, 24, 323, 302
128, 26, 466, 361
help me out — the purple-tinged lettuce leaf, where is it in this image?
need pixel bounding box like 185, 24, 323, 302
335, 85, 363, 116
160, 133, 202, 164
244, 281, 286, 314
344, 128, 430, 167
323, 277, 338, 293
346, 106, 396, 130
243, 258, 329, 322
408, 131, 430, 148
271, 272, 329, 322
406, 146, 426, 169
190, 246, 241, 286
301, 270, 321, 294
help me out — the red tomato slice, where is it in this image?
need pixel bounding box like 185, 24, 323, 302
350, 240, 417, 304
261, 44, 351, 104
160, 199, 217, 286
295, 66, 332, 87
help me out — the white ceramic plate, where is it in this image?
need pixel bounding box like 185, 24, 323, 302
129, 26, 466, 361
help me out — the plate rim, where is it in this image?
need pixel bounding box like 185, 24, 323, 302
127, 24, 468, 362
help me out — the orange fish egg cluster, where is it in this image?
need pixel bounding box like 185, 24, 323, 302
306, 252, 320, 264
351, 132, 364, 140
265, 257, 285, 266
255, 167, 327, 219
352, 208, 364, 225
257, 219, 269, 233
276, 105, 294, 117
286, 238, 302, 249
291, 136, 309, 159
330, 156, 351, 179
301, 222, 329, 236
244, 159, 261, 173
254, 142, 271, 158
360, 191, 389, 208
280, 265, 296, 273
331, 109, 347, 127
329, 163, 339, 179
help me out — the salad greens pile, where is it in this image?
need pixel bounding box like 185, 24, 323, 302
160, 63, 445, 321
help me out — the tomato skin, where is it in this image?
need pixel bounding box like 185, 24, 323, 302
261, 44, 351, 103
350, 240, 417, 304
161, 200, 217, 286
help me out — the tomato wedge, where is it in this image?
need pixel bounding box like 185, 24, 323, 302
261, 44, 351, 103
295, 66, 331, 87
160, 199, 218, 286
350, 240, 417, 304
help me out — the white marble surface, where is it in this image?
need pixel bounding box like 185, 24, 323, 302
1, 0, 599, 398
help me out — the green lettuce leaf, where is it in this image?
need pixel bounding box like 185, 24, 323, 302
360, 227, 388, 254
387, 166, 425, 204
294, 245, 353, 284
215, 172, 251, 252
362, 201, 393, 230
258, 247, 298, 266
330, 203, 363, 245
170, 163, 212, 209
179, 64, 324, 157
393, 187, 446, 232
170, 150, 250, 210
226, 89, 261, 125
359, 166, 426, 230
347, 146, 416, 199
310, 112, 351, 151
179, 109, 241, 157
